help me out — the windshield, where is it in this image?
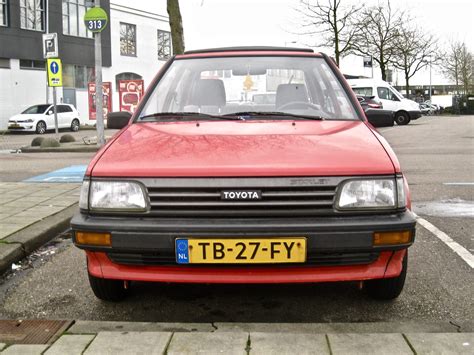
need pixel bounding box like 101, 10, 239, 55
21, 105, 51, 114
138, 56, 359, 121
388, 85, 404, 100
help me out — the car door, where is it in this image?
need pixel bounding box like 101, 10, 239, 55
44, 105, 56, 128
377, 86, 399, 112
58, 105, 72, 127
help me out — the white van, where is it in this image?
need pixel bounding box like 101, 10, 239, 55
348, 79, 421, 125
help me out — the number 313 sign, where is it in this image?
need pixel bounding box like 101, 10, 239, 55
84, 7, 108, 33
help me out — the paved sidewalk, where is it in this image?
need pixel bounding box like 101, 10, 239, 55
0, 321, 472, 354
0, 182, 80, 272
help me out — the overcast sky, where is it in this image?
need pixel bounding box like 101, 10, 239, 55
113, 0, 474, 85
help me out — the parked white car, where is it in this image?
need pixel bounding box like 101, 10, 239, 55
8, 104, 80, 134
348, 79, 422, 125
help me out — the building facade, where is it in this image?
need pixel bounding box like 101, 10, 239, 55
0, 0, 170, 129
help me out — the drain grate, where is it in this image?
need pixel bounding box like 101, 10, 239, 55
0, 319, 72, 344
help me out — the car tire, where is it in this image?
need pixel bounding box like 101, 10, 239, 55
365, 252, 408, 300
70, 118, 80, 132
88, 272, 128, 302
36, 121, 47, 134
395, 112, 410, 125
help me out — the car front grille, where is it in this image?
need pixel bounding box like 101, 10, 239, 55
139, 177, 346, 218
107, 251, 380, 267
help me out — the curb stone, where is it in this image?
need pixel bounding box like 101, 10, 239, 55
0, 204, 78, 274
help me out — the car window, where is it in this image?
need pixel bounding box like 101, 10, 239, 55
352, 87, 373, 96
138, 56, 359, 121
21, 105, 51, 114
59, 105, 73, 113
377, 87, 391, 100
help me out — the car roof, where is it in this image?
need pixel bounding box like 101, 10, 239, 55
178, 46, 320, 58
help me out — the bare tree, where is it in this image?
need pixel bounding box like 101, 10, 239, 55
167, 0, 185, 55
296, 0, 362, 66
351, 0, 405, 81
441, 40, 464, 95
390, 25, 438, 96
458, 44, 473, 95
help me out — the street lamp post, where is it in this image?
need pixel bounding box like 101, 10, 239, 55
429, 57, 432, 102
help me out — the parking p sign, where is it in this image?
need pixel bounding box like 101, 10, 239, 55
47, 58, 63, 87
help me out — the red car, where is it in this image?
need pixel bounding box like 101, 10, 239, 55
72, 47, 415, 301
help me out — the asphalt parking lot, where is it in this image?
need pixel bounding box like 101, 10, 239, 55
0, 115, 472, 325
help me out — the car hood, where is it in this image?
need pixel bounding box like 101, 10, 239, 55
402, 99, 421, 111
9, 114, 41, 122
91, 120, 396, 177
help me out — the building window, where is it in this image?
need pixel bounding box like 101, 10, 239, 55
0, 58, 10, 68
19, 59, 45, 70
0, 0, 8, 27
120, 22, 136, 56
63, 64, 94, 88
62, 0, 93, 38
115, 72, 142, 91
20, 0, 45, 31
157, 30, 171, 60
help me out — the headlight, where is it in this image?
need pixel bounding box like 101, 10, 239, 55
337, 178, 405, 210
83, 181, 148, 211
25, 119, 34, 123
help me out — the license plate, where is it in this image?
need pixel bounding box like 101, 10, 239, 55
9, 124, 20, 128
175, 238, 306, 264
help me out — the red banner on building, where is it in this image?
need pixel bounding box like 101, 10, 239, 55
88, 82, 112, 120
118, 79, 145, 113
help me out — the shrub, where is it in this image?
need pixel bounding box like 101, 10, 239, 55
31, 137, 45, 146
40, 138, 60, 148
60, 134, 75, 143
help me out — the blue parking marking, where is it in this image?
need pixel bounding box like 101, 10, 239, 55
24, 165, 87, 183
175, 239, 189, 264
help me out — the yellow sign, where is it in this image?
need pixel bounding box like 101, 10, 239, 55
243, 75, 254, 91
47, 58, 62, 87
183, 238, 307, 264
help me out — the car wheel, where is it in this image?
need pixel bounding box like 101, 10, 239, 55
88, 272, 128, 302
36, 121, 47, 134
365, 252, 408, 300
395, 112, 410, 125
70, 118, 80, 132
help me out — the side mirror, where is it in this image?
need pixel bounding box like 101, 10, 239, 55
47, 110, 53, 115
106, 111, 132, 129
365, 108, 394, 128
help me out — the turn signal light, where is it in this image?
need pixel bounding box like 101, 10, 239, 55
373, 231, 411, 246
76, 231, 111, 247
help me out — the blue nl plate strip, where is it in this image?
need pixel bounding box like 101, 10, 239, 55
175, 239, 189, 264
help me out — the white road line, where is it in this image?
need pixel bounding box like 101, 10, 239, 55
414, 213, 474, 269
443, 182, 474, 186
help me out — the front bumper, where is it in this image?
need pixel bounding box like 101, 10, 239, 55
72, 211, 416, 283
408, 110, 422, 120
8, 123, 35, 131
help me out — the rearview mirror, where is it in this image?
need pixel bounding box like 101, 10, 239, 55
365, 109, 394, 128
107, 111, 132, 129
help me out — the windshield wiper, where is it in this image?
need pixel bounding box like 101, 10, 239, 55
139, 112, 245, 121
223, 111, 326, 121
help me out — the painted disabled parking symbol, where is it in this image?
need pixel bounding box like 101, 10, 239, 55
175, 239, 189, 264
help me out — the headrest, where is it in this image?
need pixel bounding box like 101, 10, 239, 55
275, 84, 309, 108
190, 79, 226, 107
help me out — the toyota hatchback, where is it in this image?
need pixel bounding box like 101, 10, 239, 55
72, 47, 416, 301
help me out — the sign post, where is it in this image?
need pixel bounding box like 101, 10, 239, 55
42, 33, 58, 114
84, 3, 108, 146
46, 58, 62, 140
